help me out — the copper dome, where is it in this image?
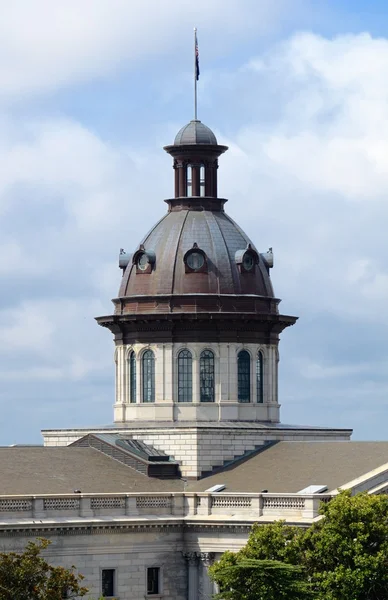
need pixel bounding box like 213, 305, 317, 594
112, 119, 278, 318
97, 119, 297, 343
116, 208, 275, 316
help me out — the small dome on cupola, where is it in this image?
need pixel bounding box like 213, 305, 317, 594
174, 119, 217, 145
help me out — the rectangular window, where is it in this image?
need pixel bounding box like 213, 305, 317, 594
147, 567, 160, 595
101, 569, 115, 597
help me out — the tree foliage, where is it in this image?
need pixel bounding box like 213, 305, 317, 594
209, 491, 388, 600
303, 491, 388, 600
0, 538, 89, 600
209, 553, 313, 600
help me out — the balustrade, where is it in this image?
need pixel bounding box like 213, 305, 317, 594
0, 492, 331, 520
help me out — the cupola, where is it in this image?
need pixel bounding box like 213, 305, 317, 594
164, 119, 228, 202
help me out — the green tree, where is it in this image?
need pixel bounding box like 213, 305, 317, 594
209, 491, 388, 600
209, 553, 313, 600
303, 490, 388, 600
0, 538, 89, 600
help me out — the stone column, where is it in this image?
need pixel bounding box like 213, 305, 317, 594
183, 552, 199, 600
155, 344, 164, 403
219, 343, 230, 402
214, 161, 219, 197
163, 343, 173, 403
135, 346, 141, 403
205, 164, 212, 196
178, 161, 186, 197
114, 345, 126, 421
275, 346, 279, 404
267, 345, 273, 404
174, 161, 179, 197
199, 552, 215, 600
191, 164, 200, 196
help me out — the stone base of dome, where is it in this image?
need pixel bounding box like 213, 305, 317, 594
42, 422, 352, 479
113, 401, 280, 424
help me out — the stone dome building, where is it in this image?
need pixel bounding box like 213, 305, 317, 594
3, 116, 388, 600
97, 119, 297, 427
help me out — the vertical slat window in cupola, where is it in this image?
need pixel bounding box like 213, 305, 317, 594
142, 350, 155, 403
257, 351, 264, 403
200, 164, 205, 197
129, 351, 136, 403
238, 350, 251, 403
200, 350, 215, 402
178, 349, 193, 402
187, 164, 192, 197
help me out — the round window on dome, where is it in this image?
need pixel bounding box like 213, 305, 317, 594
186, 252, 205, 270
184, 246, 207, 273
137, 253, 149, 271
242, 252, 255, 272
133, 246, 156, 274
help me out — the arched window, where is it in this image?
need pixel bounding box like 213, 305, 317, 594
142, 350, 155, 403
178, 349, 192, 403
200, 350, 215, 402
257, 351, 264, 403
238, 350, 251, 403
129, 351, 136, 403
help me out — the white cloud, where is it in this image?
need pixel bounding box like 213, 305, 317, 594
300, 359, 388, 380
0, 240, 47, 275
0, 0, 292, 102
214, 31, 388, 329
0, 297, 102, 349
0, 302, 55, 352
245, 32, 388, 199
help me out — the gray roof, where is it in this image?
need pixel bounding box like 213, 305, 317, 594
174, 120, 217, 145
0, 447, 184, 495
188, 441, 388, 493
1, 441, 388, 496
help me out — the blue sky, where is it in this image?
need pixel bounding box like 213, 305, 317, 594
1, 0, 388, 443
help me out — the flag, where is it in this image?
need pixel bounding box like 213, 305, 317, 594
195, 31, 200, 81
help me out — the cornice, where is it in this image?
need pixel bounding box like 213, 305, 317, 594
0, 519, 256, 538
96, 310, 297, 345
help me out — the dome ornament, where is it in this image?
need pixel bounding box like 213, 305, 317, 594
235, 244, 259, 274
260, 247, 274, 272
118, 248, 132, 272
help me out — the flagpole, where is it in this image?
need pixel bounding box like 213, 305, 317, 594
194, 27, 198, 120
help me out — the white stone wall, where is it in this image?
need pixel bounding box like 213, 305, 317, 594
0, 529, 187, 600
129, 428, 268, 478
114, 341, 280, 424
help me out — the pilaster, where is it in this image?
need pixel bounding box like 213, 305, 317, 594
183, 552, 199, 600
199, 552, 215, 600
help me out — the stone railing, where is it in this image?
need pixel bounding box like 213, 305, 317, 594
0, 492, 332, 521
